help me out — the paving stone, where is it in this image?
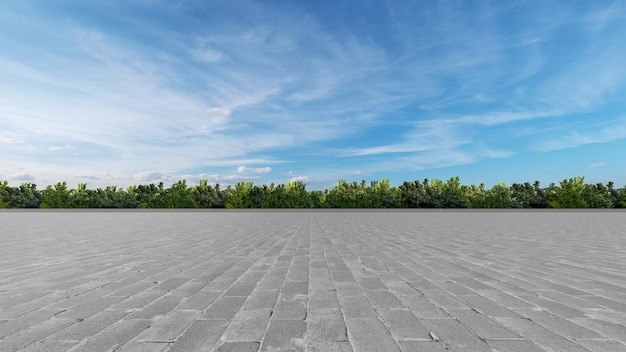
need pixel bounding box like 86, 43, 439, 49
57, 296, 124, 320
242, 290, 280, 310
407, 279, 440, 292
256, 276, 285, 290
447, 308, 520, 339
238, 270, 267, 283
478, 290, 536, 309
345, 318, 401, 352
397, 294, 451, 319
153, 277, 190, 292
18, 341, 78, 352
514, 309, 602, 340
496, 317, 592, 352
261, 319, 307, 352
486, 339, 545, 352
204, 276, 239, 290
3, 212, 626, 351
202, 296, 247, 319
436, 281, 477, 296
397, 341, 449, 352
168, 319, 229, 352
575, 339, 626, 352
309, 290, 340, 309
214, 341, 261, 352
116, 342, 170, 352
357, 277, 387, 291
366, 290, 406, 310
179, 291, 222, 310
70, 319, 151, 352
134, 309, 200, 342
335, 282, 365, 297
109, 282, 157, 298
0, 318, 76, 352
286, 270, 309, 282
341, 296, 378, 318
307, 341, 354, 352
460, 295, 520, 318
224, 281, 258, 297
422, 289, 470, 309
47, 309, 130, 341
580, 295, 626, 312
421, 318, 494, 352
0, 309, 64, 339
451, 277, 495, 291
308, 309, 348, 341
309, 276, 334, 291
570, 318, 626, 343
331, 271, 356, 283
274, 282, 308, 320
111, 290, 163, 310
378, 309, 431, 340
539, 290, 606, 309
47, 290, 109, 310
0, 293, 66, 320
169, 280, 209, 297
221, 309, 272, 341
127, 296, 182, 320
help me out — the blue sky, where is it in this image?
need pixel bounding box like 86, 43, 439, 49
1, 0, 626, 190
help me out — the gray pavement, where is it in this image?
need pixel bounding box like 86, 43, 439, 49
1, 210, 626, 352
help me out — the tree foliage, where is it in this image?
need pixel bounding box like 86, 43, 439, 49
1, 176, 625, 209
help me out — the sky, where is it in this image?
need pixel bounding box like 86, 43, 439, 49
1, 0, 626, 190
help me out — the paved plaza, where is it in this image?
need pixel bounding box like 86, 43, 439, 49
1, 210, 626, 352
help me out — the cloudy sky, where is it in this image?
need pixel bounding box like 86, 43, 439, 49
2, 1, 626, 190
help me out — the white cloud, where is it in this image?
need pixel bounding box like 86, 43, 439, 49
534, 120, 626, 152
9, 174, 35, 181
290, 176, 312, 184
76, 172, 118, 181
133, 171, 166, 182
237, 166, 272, 174
190, 48, 224, 63
253, 167, 272, 174
48, 144, 74, 151
588, 162, 606, 169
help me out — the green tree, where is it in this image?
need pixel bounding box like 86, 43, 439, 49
399, 180, 429, 208
284, 181, 312, 208
581, 183, 613, 208
226, 182, 254, 208
249, 184, 268, 208
547, 177, 588, 208
462, 183, 487, 208
0, 180, 8, 208
309, 189, 326, 208
40, 182, 71, 208
163, 180, 196, 208
69, 183, 90, 208
4, 182, 42, 208
619, 186, 626, 208
191, 179, 225, 208
606, 182, 620, 208
364, 179, 399, 208
483, 182, 518, 208
326, 180, 368, 208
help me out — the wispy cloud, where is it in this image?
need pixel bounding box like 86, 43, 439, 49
290, 176, 312, 184
588, 162, 606, 169
133, 171, 167, 182
237, 166, 272, 174
1, 1, 626, 188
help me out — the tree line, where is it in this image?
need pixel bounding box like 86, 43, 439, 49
1, 176, 625, 209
